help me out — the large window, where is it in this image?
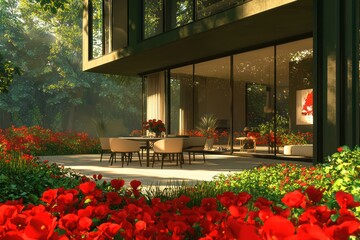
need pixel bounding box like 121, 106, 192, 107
194, 57, 231, 148
233, 47, 275, 153
144, 71, 166, 123
276, 39, 313, 150
169, 0, 194, 29
170, 65, 194, 134
143, 0, 164, 39
90, 0, 103, 58
157, 38, 313, 158
90, 0, 128, 59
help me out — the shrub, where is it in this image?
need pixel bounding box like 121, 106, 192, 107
0, 154, 84, 204
323, 145, 360, 214
0, 125, 100, 155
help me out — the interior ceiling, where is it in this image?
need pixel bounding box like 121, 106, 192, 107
89, 0, 313, 76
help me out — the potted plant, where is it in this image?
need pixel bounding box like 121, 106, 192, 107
196, 114, 218, 150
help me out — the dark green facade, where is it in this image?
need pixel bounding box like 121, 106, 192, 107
83, 0, 360, 163
314, 0, 359, 162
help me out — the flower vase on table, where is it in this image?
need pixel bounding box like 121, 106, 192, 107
143, 119, 166, 138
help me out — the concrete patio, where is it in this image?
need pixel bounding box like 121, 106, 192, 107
40, 154, 312, 188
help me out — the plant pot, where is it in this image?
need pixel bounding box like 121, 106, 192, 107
204, 138, 214, 150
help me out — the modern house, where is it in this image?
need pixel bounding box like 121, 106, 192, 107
82, 0, 359, 163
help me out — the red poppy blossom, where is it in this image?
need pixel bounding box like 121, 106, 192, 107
237, 192, 252, 206
258, 208, 274, 222
135, 220, 147, 231
40, 189, 58, 204
254, 197, 273, 210
298, 205, 334, 226
8, 213, 27, 231
200, 198, 218, 212
225, 218, 261, 240
97, 222, 121, 238
79, 181, 97, 194
305, 186, 325, 204
110, 179, 125, 191
24, 212, 56, 240
217, 191, 237, 208
77, 206, 94, 218
0, 205, 19, 225
3, 231, 24, 239
130, 180, 141, 190
228, 205, 248, 219
335, 191, 360, 209
106, 192, 123, 205
168, 220, 188, 235
281, 190, 307, 209
325, 220, 360, 240
262, 215, 295, 239
57, 193, 75, 206
296, 224, 329, 239
58, 213, 79, 232
94, 204, 110, 219
78, 217, 93, 231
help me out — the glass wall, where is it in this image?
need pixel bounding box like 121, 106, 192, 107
142, 0, 251, 39
143, 0, 164, 39
144, 71, 166, 124
276, 39, 313, 153
233, 47, 275, 153
160, 38, 313, 158
194, 57, 231, 149
169, 0, 194, 29
170, 65, 194, 135
90, 0, 103, 58
89, 0, 128, 58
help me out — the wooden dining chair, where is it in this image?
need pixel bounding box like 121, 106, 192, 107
99, 137, 111, 162
109, 138, 142, 167
152, 138, 184, 169
182, 136, 207, 164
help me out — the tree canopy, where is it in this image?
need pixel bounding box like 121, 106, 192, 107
0, 0, 143, 136
0, 53, 21, 93
33, 0, 69, 13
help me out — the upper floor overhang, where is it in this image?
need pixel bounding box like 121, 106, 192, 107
83, 0, 313, 76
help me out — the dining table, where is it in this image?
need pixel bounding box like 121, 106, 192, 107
118, 136, 162, 167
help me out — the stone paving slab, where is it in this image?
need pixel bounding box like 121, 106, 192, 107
39, 154, 312, 188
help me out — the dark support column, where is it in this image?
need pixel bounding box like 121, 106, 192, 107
314, 0, 359, 164
128, 0, 142, 46
343, 0, 360, 148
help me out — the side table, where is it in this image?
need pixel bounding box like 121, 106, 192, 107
236, 137, 256, 152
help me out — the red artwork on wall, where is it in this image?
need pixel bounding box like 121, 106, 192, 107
296, 89, 313, 125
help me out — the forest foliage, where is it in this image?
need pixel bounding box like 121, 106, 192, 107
0, 0, 142, 137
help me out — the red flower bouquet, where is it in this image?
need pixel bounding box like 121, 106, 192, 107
143, 119, 166, 136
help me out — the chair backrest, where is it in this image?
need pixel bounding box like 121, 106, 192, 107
183, 136, 206, 149
99, 137, 110, 150
109, 138, 140, 152
153, 138, 183, 153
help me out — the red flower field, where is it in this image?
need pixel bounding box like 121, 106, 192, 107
0, 179, 359, 239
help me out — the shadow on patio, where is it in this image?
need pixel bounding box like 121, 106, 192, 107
39, 154, 312, 188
